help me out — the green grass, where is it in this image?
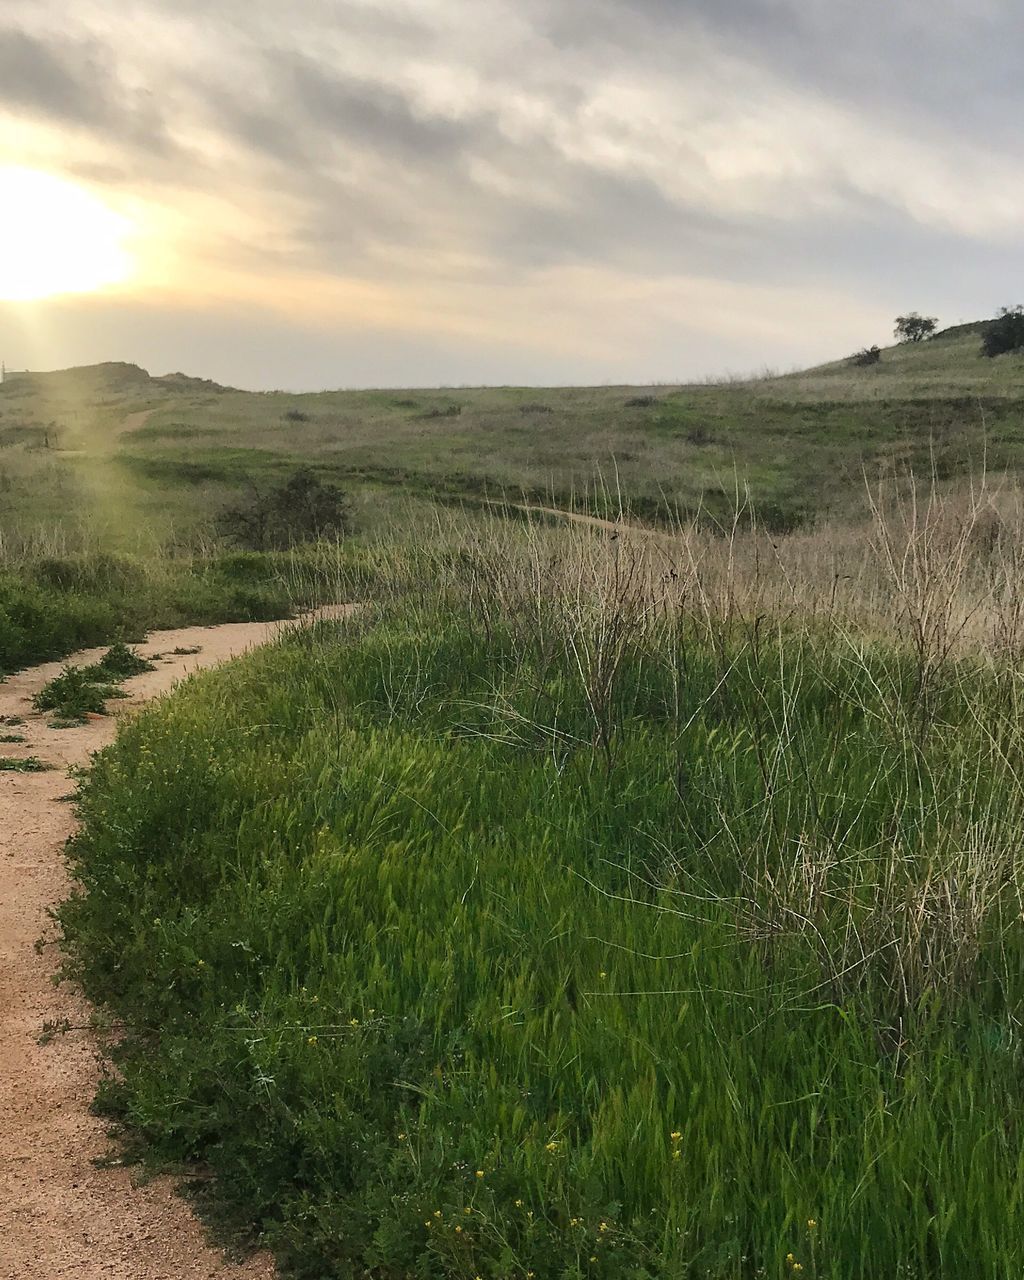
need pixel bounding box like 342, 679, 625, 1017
61, 542, 1024, 1277
0, 547, 360, 675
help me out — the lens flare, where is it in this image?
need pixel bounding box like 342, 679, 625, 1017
0, 167, 132, 301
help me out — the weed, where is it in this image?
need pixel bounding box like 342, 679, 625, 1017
33, 667, 114, 722
0, 755, 52, 771
86, 643, 156, 679
0, 732, 26, 743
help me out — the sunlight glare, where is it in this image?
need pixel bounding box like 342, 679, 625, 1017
0, 167, 133, 301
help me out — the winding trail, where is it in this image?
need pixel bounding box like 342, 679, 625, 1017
0, 610, 349, 1279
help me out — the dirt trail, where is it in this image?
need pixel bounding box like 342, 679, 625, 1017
0, 608, 350, 1280
505, 501, 679, 543
54, 408, 156, 459
114, 408, 156, 439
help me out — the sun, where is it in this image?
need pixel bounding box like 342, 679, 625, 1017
0, 167, 133, 301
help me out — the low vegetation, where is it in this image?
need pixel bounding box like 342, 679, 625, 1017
0, 755, 52, 772
981, 305, 1024, 359
61, 487, 1024, 1278
32, 644, 157, 722
0, 547, 351, 675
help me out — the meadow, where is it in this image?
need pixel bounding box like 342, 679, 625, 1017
60, 485, 1024, 1279
8, 331, 1024, 1276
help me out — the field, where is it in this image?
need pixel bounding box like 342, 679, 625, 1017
8, 330, 1024, 1277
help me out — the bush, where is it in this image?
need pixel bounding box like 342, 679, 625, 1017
416, 405, 462, 420
850, 346, 882, 367
217, 469, 351, 551
87, 642, 156, 679
33, 666, 114, 722
981, 306, 1024, 358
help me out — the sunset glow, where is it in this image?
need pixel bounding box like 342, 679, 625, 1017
0, 168, 132, 301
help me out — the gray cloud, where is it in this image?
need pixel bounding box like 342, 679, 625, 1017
1, 0, 1022, 385
0, 28, 106, 124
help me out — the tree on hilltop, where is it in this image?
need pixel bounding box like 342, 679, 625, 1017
894, 313, 939, 343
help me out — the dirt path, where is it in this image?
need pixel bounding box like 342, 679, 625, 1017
0, 609, 349, 1280
54, 408, 156, 459
114, 408, 156, 439
499, 501, 678, 543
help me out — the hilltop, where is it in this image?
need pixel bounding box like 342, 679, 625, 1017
0, 362, 231, 397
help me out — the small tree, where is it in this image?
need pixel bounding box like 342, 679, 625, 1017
218, 468, 351, 550
894, 313, 939, 343
981, 306, 1024, 358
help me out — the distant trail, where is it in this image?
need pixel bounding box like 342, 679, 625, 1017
113, 407, 156, 439
54, 408, 155, 459
501, 500, 679, 543
0, 607, 350, 1280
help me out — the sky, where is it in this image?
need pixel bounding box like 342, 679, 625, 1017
0, 0, 1021, 389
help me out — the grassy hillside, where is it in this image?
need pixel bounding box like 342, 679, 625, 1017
13, 331, 1024, 1275
3, 328, 1021, 555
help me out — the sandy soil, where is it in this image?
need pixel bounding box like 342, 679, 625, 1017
0, 609, 350, 1279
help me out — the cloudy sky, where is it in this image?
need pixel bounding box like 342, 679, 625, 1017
0, 0, 1020, 389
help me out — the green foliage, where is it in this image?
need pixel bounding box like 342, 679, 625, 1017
981, 306, 1024, 358
87, 642, 156, 679
894, 313, 938, 343
62, 594, 1024, 1278
0, 547, 353, 675
849, 345, 881, 366
217, 469, 351, 551
0, 755, 53, 772
33, 665, 115, 722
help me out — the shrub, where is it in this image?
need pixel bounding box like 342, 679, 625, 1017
850, 346, 882, 367
87, 642, 156, 679
625, 394, 659, 407
33, 666, 113, 722
981, 306, 1024, 358
217, 469, 351, 551
416, 405, 462, 420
